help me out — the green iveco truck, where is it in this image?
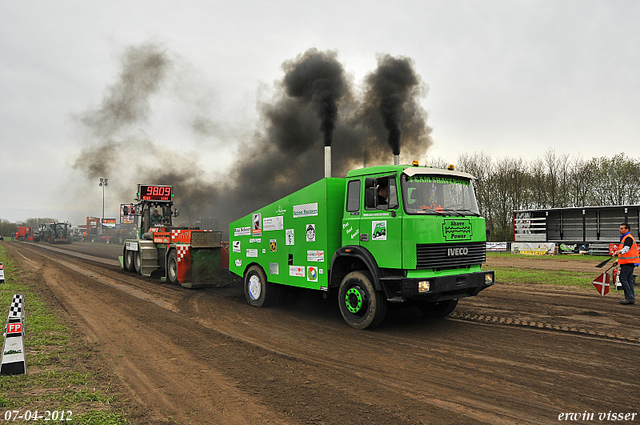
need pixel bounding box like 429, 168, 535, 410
228, 162, 494, 329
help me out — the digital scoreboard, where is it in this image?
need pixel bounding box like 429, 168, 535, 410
137, 185, 173, 202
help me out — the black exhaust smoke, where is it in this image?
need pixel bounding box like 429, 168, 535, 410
283, 49, 346, 147
361, 54, 432, 161
72, 43, 432, 234
282, 49, 347, 177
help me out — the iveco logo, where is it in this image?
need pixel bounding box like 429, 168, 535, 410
448, 247, 468, 256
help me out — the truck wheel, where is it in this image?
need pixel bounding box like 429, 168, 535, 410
417, 299, 458, 318
134, 251, 142, 274
124, 249, 135, 272
167, 250, 179, 284
244, 265, 277, 308
338, 271, 387, 329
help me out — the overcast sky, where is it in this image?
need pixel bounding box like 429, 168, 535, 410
1, 0, 639, 225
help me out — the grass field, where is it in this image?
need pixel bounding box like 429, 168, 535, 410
487, 266, 598, 289
486, 251, 611, 262
485, 252, 638, 294
0, 245, 131, 425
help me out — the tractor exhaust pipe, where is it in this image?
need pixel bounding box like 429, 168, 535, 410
325, 146, 332, 178
394, 154, 399, 165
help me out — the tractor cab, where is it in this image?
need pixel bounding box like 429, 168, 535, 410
124, 184, 179, 238
140, 202, 173, 233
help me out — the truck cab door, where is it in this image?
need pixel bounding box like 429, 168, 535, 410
342, 180, 363, 246
360, 175, 402, 268
339, 175, 402, 269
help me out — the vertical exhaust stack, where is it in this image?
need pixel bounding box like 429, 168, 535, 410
325, 146, 332, 178
394, 154, 399, 165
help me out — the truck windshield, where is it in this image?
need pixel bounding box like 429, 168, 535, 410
401, 175, 479, 215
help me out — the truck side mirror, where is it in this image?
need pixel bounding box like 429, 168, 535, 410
365, 187, 377, 209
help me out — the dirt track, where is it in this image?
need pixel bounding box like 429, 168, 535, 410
3, 241, 639, 424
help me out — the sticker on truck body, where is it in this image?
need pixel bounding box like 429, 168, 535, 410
252, 213, 262, 235
442, 219, 472, 241
234, 227, 250, 236
306, 224, 315, 242
264, 216, 284, 231
293, 203, 318, 218
125, 241, 139, 251
269, 263, 279, 275
286, 229, 295, 245
307, 250, 324, 262
232, 241, 241, 253
307, 266, 318, 282
246, 249, 258, 258
372, 221, 387, 241
289, 266, 305, 277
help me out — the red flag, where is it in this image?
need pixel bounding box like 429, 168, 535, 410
592, 272, 610, 296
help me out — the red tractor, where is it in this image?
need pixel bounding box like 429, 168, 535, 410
119, 184, 229, 288
14, 227, 32, 241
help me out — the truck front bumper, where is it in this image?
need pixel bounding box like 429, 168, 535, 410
381, 270, 494, 302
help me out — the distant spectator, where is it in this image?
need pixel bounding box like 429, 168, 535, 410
613, 223, 637, 305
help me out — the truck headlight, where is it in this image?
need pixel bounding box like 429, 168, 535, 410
485, 273, 494, 285
418, 280, 431, 293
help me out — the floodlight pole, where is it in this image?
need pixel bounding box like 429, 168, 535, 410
99, 178, 108, 236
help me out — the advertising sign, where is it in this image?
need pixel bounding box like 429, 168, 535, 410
486, 242, 508, 252
512, 242, 555, 255
102, 218, 116, 229
120, 204, 136, 224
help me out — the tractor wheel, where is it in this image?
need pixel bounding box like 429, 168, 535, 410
124, 249, 135, 272
244, 265, 278, 307
134, 251, 142, 274
338, 271, 387, 330
167, 250, 179, 285
417, 299, 458, 318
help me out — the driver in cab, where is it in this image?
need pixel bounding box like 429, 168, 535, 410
377, 182, 388, 206
150, 209, 163, 225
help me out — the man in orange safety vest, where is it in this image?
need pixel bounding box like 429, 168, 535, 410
613, 223, 637, 305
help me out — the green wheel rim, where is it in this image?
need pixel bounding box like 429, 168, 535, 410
345, 286, 365, 314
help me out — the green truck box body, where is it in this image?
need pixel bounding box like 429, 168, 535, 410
229, 178, 345, 290
230, 164, 491, 281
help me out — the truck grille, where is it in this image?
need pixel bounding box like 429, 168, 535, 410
416, 242, 486, 270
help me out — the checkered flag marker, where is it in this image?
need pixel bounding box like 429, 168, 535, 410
0, 262, 5, 284
2, 294, 26, 375
7, 294, 24, 320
